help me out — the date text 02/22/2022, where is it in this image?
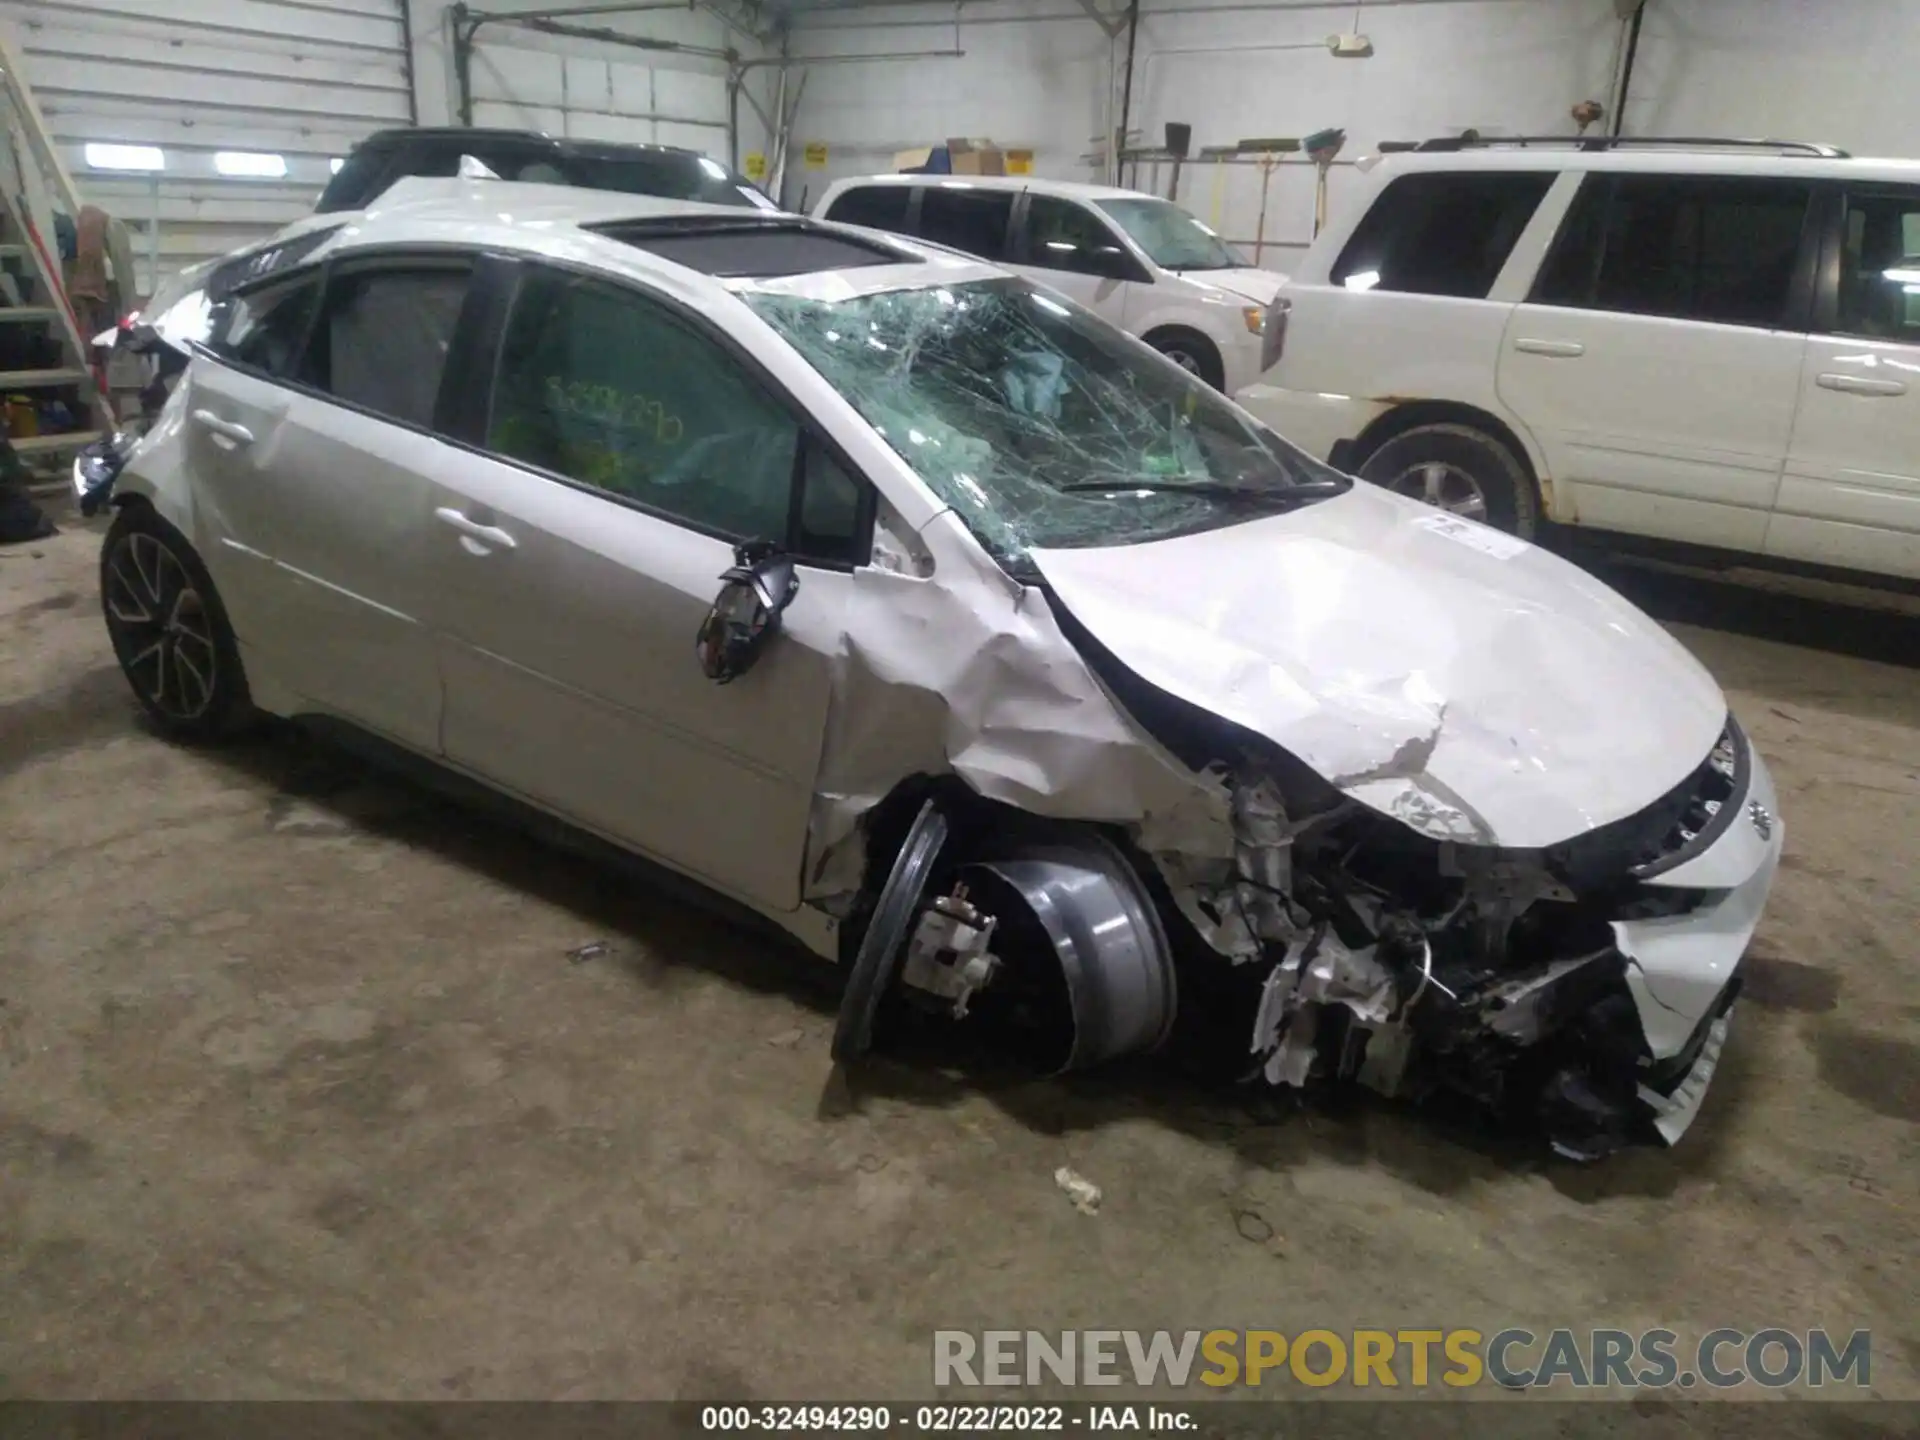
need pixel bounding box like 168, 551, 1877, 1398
698, 1406, 1195, 1431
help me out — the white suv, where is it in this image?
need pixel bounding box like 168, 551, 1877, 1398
815, 174, 1286, 393
1238, 138, 1920, 582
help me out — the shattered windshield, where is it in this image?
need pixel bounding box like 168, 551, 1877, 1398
1097, 198, 1244, 271
746, 277, 1346, 577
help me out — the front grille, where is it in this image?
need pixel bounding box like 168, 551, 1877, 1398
1628, 718, 1750, 878
1542, 716, 1751, 891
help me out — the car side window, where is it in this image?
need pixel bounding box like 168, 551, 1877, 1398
490, 266, 863, 559
1330, 171, 1553, 297
797, 445, 863, 558
825, 185, 913, 234
1832, 186, 1920, 341
1025, 196, 1130, 278
296, 263, 472, 430
210, 273, 322, 378
1533, 174, 1813, 329
917, 186, 1014, 261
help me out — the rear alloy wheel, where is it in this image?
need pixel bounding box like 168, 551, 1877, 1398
1144, 331, 1225, 391
100, 506, 253, 740
1358, 422, 1540, 538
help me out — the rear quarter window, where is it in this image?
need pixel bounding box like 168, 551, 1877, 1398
1331, 170, 1555, 297
824, 185, 914, 234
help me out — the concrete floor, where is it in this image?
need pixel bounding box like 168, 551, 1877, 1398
1, 513, 1915, 1404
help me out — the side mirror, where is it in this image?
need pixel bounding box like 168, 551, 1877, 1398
1091, 245, 1138, 281
696, 540, 799, 684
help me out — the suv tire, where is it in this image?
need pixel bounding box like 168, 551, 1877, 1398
1143, 329, 1225, 391
1359, 423, 1540, 538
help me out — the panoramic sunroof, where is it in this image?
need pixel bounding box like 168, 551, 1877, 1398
595, 218, 918, 279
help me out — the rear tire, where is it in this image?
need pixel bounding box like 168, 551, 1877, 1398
1358, 423, 1540, 538
100, 504, 255, 742
1143, 329, 1226, 391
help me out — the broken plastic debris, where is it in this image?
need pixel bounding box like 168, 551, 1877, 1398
1053, 1165, 1102, 1215
566, 940, 612, 964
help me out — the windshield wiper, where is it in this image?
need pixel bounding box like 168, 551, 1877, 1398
1056, 477, 1348, 503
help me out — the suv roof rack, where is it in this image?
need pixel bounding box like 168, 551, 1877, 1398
1383, 135, 1850, 159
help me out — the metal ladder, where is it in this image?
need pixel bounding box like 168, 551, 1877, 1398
0, 23, 106, 491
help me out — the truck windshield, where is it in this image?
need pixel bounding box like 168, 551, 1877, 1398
746, 277, 1345, 577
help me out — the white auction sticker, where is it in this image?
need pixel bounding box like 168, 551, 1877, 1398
1412, 512, 1530, 559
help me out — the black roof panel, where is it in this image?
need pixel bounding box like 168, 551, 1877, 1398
595, 218, 919, 279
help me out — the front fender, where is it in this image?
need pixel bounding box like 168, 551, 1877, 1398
113, 369, 201, 539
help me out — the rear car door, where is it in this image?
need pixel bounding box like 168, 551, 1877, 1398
1014, 193, 1149, 328
1772, 182, 1920, 579
1500, 173, 1817, 550
421, 258, 871, 912
189, 252, 470, 752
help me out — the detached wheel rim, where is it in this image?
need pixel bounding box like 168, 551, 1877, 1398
106, 531, 217, 720
1388, 460, 1489, 520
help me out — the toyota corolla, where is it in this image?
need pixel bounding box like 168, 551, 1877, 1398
97, 179, 1781, 1159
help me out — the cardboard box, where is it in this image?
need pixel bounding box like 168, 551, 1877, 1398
946, 137, 1007, 175
893, 145, 946, 173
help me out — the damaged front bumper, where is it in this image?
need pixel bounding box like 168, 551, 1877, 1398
1243, 733, 1783, 1158
1617, 747, 1782, 1144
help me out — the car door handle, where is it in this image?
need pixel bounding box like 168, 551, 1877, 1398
1816, 372, 1907, 397
1512, 338, 1586, 358
190, 409, 254, 445
434, 506, 518, 552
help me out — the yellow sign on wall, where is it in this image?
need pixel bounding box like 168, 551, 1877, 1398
743, 151, 767, 181
1006, 149, 1034, 175
803, 141, 829, 169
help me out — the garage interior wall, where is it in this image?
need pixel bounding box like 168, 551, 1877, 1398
784, 0, 1909, 265
1621, 0, 1920, 157
409, 0, 778, 158
1, 0, 413, 297
7, 0, 1914, 299
0, 0, 779, 303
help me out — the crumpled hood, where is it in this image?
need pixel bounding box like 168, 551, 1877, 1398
1190, 266, 1288, 305
1030, 484, 1728, 849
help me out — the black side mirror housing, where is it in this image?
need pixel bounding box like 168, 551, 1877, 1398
696, 540, 800, 684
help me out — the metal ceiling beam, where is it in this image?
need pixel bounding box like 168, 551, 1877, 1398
502, 1, 696, 19
1074, 0, 1128, 38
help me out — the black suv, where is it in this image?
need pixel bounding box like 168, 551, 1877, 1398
316, 127, 773, 214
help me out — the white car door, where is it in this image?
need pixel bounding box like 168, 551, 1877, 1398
1771, 182, 1920, 580
187, 256, 459, 753
1497, 172, 1815, 551
420, 261, 864, 913
1014, 193, 1147, 329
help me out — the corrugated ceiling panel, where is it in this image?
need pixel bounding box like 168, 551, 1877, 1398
0, 0, 410, 294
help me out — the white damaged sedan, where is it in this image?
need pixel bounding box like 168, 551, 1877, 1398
100, 180, 1780, 1158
